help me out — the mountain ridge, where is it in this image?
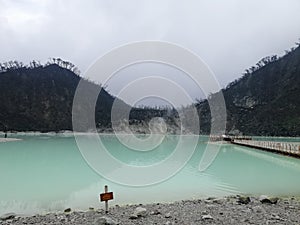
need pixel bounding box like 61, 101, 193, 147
1, 44, 299, 136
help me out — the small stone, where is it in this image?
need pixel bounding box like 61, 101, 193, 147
237, 196, 251, 204
89, 207, 95, 211
165, 221, 173, 225
201, 210, 208, 215
271, 214, 285, 221
165, 212, 171, 218
64, 208, 72, 213
0, 213, 16, 221
252, 205, 265, 213
259, 195, 278, 204
212, 198, 224, 204
202, 214, 213, 220
150, 210, 161, 215
269, 197, 279, 204
204, 197, 216, 204
94, 216, 118, 225
134, 206, 147, 217
273, 215, 281, 220
206, 204, 216, 209
129, 214, 138, 219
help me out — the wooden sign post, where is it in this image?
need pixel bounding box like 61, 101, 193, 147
100, 185, 113, 213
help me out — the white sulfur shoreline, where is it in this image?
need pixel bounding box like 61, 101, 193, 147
0, 138, 22, 142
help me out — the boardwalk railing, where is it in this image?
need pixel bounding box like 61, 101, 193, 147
232, 139, 300, 157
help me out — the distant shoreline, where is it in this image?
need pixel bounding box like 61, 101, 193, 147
0, 138, 22, 142
0, 131, 197, 137
1, 131, 300, 139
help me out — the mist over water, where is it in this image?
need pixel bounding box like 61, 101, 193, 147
1, 134, 300, 215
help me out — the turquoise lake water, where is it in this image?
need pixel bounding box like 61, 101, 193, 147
1, 134, 300, 215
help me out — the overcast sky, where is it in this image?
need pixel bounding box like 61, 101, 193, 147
1, 0, 300, 105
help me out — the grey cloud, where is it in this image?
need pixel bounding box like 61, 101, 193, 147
1, 0, 300, 105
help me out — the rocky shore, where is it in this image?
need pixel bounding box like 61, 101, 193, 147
1, 196, 300, 225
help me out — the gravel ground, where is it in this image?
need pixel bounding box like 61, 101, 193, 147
1, 196, 300, 225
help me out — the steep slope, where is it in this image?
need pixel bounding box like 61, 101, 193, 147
0, 63, 173, 132
0, 64, 118, 131
225, 46, 300, 136
197, 45, 300, 136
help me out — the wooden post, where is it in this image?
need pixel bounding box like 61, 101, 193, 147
100, 185, 113, 214
104, 185, 108, 213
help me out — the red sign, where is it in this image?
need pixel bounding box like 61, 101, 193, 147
100, 192, 114, 202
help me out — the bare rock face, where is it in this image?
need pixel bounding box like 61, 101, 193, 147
233, 96, 258, 108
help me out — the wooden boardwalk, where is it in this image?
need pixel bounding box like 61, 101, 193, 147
232, 139, 300, 158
